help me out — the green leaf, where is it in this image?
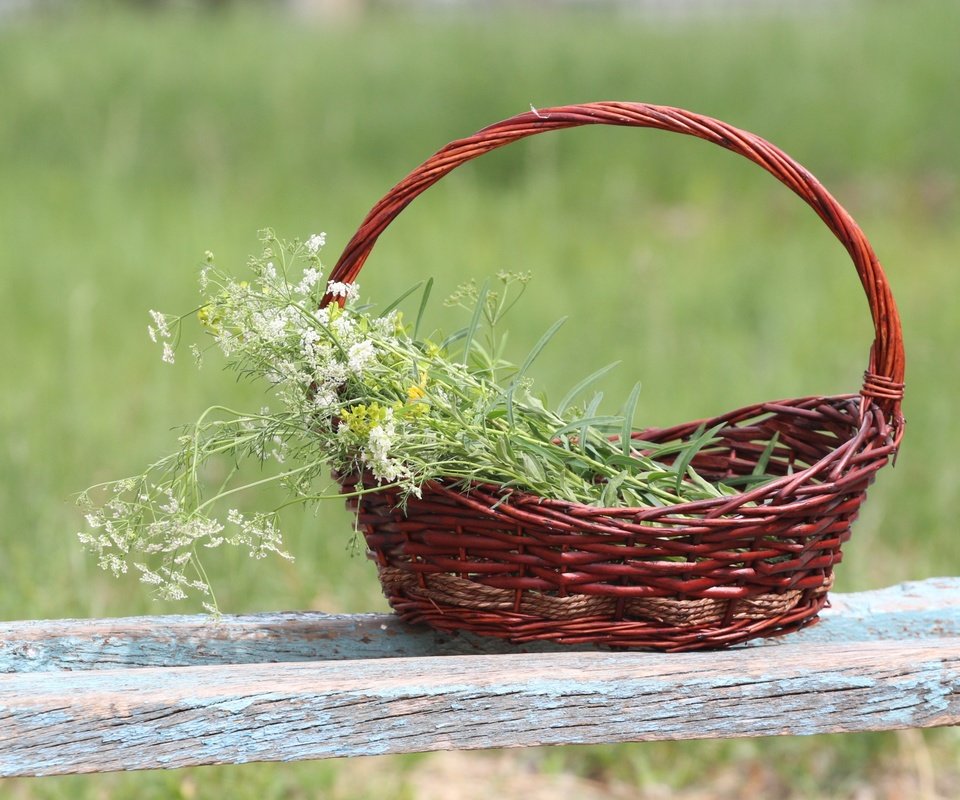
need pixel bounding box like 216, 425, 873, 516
556, 361, 621, 414
520, 452, 546, 485
605, 452, 658, 473
600, 471, 628, 507
516, 317, 567, 381
380, 281, 424, 318
686, 465, 723, 498
505, 316, 567, 426
414, 277, 434, 339
673, 421, 726, 494
494, 435, 516, 467
440, 327, 467, 350
620, 381, 643, 457
580, 392, 605, 455
753, 431, 780, 477
551, 415, 622, 439
461, 279, 489, 365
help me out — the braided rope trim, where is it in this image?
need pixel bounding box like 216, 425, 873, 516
378, 567, 833, 628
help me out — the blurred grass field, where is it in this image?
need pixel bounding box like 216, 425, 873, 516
1, 2, 959, 797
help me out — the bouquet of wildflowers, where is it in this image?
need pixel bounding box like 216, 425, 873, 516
79, 230, 768, 608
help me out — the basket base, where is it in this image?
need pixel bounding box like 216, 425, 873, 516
378, 568, 830, 652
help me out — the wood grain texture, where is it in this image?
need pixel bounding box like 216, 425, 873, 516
1, 639, 958, 777
2, 578, 959, 673
0, 578, 958, 777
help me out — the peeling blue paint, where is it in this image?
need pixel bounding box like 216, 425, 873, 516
1, 579, 959, 777
3, 578, 960, 674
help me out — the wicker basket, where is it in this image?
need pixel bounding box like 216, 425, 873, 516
325, 102, 905, 651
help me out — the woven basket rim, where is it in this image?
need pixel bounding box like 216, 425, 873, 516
322, 101, 905, 431
343, 392, 897, 524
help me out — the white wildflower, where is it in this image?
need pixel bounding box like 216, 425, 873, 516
316, 357, 347, 387
162, 342, 176, 365
312, 389, 338, 409
147, 325, 157, 343
296, 267, 322, 295
372, 311, 401, 337
362, 408, 408, 483
134, 564, 163, 585
159, 582, 187, 602
149, 310, 171, 339
305, 233, 326, 254
300, 326, 320, 355
368, 422, 393, 463
347, 340, 377, 375
225, 510, 293, 562
100, 554, 128, 577
215, 329, 237, 356
326, 281, 359, 301
264, 262, 277, 281
253, 309, 288, 341
269, 434, 286, 463
331, 312, 357, 340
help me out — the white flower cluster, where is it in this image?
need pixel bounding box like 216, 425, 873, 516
147, 309, 176, 364
226, 509, 293, 561
305, 232, 326, 254
78, 483, 225, 602
81, 231, 433, 608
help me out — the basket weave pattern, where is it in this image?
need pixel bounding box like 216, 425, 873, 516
326, 103, 905, 651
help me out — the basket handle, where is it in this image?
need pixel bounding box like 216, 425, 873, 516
326, 102, 904, 424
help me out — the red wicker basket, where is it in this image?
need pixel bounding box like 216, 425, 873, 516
325, 102, 905, 651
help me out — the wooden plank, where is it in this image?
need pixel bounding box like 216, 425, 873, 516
1, 637, 958, 777
2, 578, 959, 673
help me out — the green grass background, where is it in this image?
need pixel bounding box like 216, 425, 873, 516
1, 2, 958, 796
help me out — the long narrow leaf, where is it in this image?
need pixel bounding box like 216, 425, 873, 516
379, 281, 423, 317
580, 392, 605, 454
515, 317, 567, 380
556, 361, 621, 414
506, 316, 567, 425
460, 279, 489, 364
552, 414, 623, 438
753, 431, 780, 477
605, 452, 658, 472
620, 381, 643, 457
440, 328, 467, 350
413, 277, 434, 339
600, 470, 629, 507
673, 421, 726, 494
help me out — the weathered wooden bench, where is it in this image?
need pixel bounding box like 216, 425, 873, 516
2, 577, 958, 778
